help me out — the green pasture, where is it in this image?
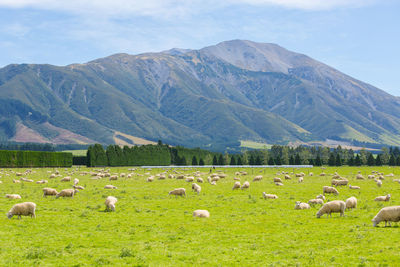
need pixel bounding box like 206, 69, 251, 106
0, 166, 399, 266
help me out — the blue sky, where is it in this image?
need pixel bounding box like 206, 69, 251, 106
0, 0, 399, 95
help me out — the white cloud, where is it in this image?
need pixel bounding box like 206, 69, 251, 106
0, 0, 378, 18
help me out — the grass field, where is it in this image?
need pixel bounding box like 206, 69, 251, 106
62, 150, 87, 156
1, 166, 400, 266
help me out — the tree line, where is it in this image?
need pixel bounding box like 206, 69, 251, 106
0, 150, 73, 167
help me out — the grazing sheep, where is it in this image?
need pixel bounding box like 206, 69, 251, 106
320, 172, 326, 176
233, 177, 240, 181
356, 174, 365, 180
345, 197, 357, 209
73, 178, 79, 185
197, 178, 204, 183
349, 185, 360, 190
298, 176, 304, 183
186, 177, 195, 182
273, 177, 282, 183
210, 181, 217, 185
232, 181, 241, 190
263, 192, 278, 199
7, 202, 36, 219
375, 194, 391, 202
275, 182, 284, 186
309, 172, 314, 176
13, 179, 21, 183
295, 201, 310, 210
21, 178, 33, 182
331, 179, 348, 186
368, 175, 375, 179
49, 174, 56, 179
253, 175, 263, 182
176, 175, 185, 180
316, 200, 346, 218
6, 194, 21, 199
193, 210, 210, 218
308, 199, 324, 205
158, 174, 166, 180
105, 196, 117, 211
43, 188, 58, 197
241, 181, 250, 190
211, 176, 220, 182
36, 180, 48, 184
219, 174, 227, 178
284, 175, 291, 180
104, 185, 117, 189
372, 206, 400, 227
147, 176, 154, 182
376, 180, 382, 187
109, 175, 118, 181
316, 194, 326, 201
56, 189, 78, 198
15, 172, 22, 176
73, 185, 85, 190
192, 183, 201, 194
60, 177, 71, 182
323, 186, 339, 195
169, 188, 186, 197
120, 173, 126, 177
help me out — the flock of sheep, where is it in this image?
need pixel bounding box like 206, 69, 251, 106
1, 168, 399, 226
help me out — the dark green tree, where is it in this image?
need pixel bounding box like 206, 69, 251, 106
237, 156, 243, 165
335, 154, 342, 166
367, 154, 375, 166
230, 156, 236, 165
315, 155, 322, 166
199, 158, 205, 166
396, 156, 400, 166
249, 155, 255, 165
275, 156, 282, 165
294, 154, 301, 165
268, 157, 275, 165
328, 153, 336, 166
218, 154, 225, 165
289, 155, 295, 165
355, 154, 361, 166
212, 155, 218, 165
375, 154, 382, 166
389, 154, 396, 166
255, 156, 262, 165
192, 156, 198, 166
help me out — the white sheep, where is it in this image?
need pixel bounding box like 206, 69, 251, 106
275, 182, 284, 186
105, 196, 118, 211
43, 188, 58, 197
323, 186, 339, 195
253, 175, 263, 182
356, 174, 365, 180
349, 185, 360, 190
7, 202, 36, 219
372, 206, 400, 227
284, 174, 291, 180
147, 176, 154, 182
233, 177, 240, 181
193, 210, 210, 218
73, 178, 79, 185
60, 177, 71, 182
5, 194, 21, 199
104, 185, 117, 189
331, 179, 348, 186
36, 180, 48, 184
295, 201, 310, 210
345, 197, 357, 209
13, 179, 20, 183
232, 181, 241, 190
169, 188, 186, 197
56, 189, 78, 198
241, 181, 250, 190
197, 178, 204, 183
308, 199, 324, 205
73, 185, 85, 190
273, 177, 282, 183
298, 176, 304, 183
186, 177, 195, 182
374, 194, 391, 202
316, 194, 326, 201
376, 180, 382, 187
192, 183, 201, 194
316, 200, 346, 218
263, 192, 278, 199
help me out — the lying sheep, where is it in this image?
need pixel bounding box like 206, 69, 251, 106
36, 180, 48, 184
375, 194, 391, 202
295, 201, 310, 210
193, 210, 210, 218
56, 189, 78, 198
349, 185, 360, 190
331, 179, 348, 186
316, 200, 346, 218
169, 188, 186, 197
43, 188, 58, 197
298, 176, 304, 183
308, 199, 324, 205
73, 178, 79, 185
13, 179, 20, 183
323, 186, 339, 195
356, 174, 365, 180
192, 183, 201, 194
241, 181, 250, 190
309, 172, 313, 176
376, 180, 382, 187
372, 206, 400, 227
7, 202, 36, 219
21, 178, 33, 182
105, 196, 117, 211
186, 177, 194, 182
104, 185, 117, 189
273, 177, 282, 183
232, 181, 241, 190
253, 175, 263, 182
147, 176, 154, 182
263, 192, 278, 199
211, 176, 219, 182
345, 197, 357, 209
284, 175, 291, 180
275, 182, 284, 186
6, 194, 21, 199
233, 177, 240, 181
197, 178, 204, 183
316, 194, 326, 201
73, 185, 85, 190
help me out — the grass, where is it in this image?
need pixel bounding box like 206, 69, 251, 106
240, 140, 271, 149
62, 150, 87, 156
1, 166, 400, 266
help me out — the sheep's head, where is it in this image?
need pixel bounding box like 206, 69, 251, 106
316, 211, 322, 218
6, 212, 13, 219
372, 217, 379, 227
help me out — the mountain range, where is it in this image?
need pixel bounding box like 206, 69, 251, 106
1, 39, 399, 151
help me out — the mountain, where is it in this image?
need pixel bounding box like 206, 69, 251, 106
0, 40, 399, 150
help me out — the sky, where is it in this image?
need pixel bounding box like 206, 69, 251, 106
0, 0, 399, 95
